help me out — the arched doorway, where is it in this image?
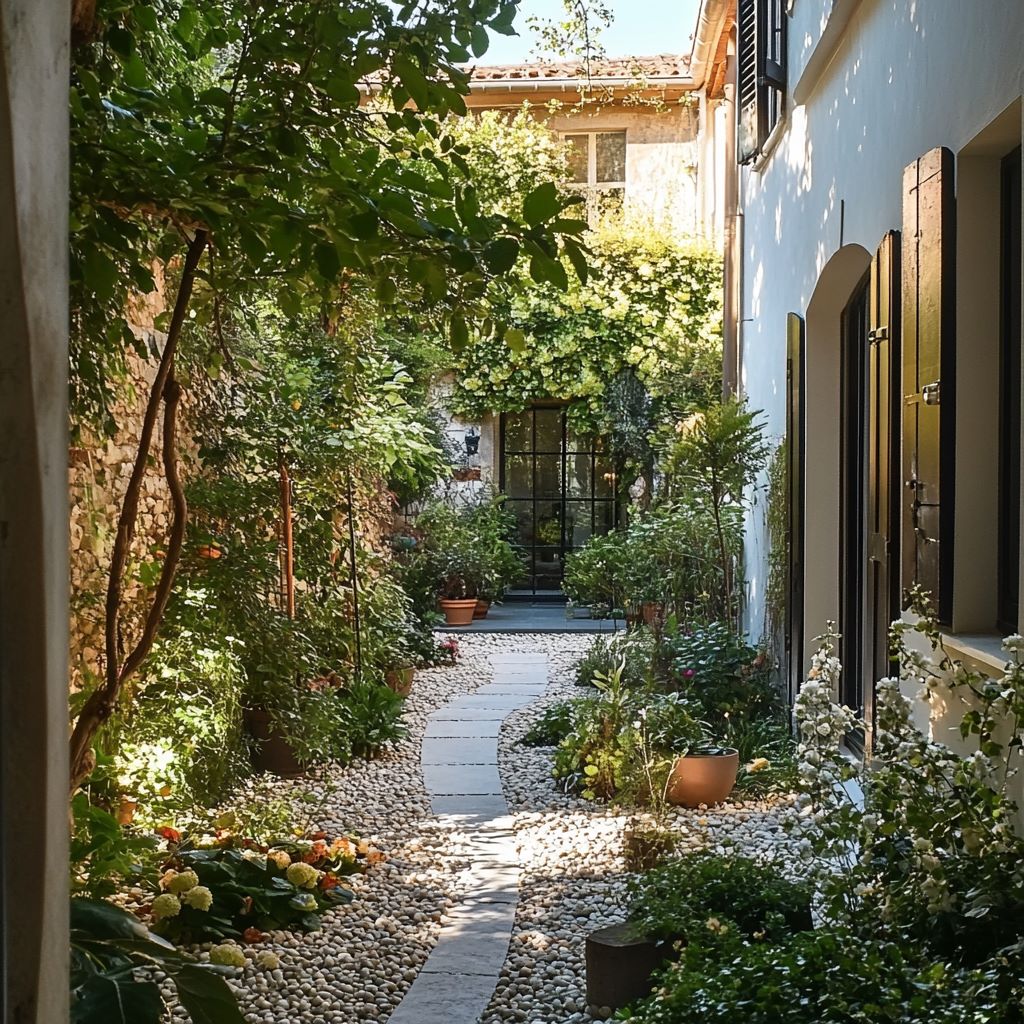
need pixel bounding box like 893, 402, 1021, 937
800, 238, 902, 748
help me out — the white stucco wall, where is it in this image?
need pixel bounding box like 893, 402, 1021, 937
738, 0, 1024, 644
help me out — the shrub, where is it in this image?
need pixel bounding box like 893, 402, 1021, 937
574, 631, 656, 689
623, 929, 1018, 1024
150, 844, 357, 943
552, 664, 705, 801
728, 715, 798, 795
563, 530, 630, 608
340, 679, 407, 759
522, 701, 580, 747
627, 851, 812, 943
661, 622, 777, 728
102, 622, 249, 819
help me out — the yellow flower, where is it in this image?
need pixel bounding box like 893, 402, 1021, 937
182, 885, 213, 911
151, 893, 181, 921
167, 870, 199, 893
267, 849, 292, 870
210, 943, 247, 968
285, 862, 320, 889
747, 757, 771, 773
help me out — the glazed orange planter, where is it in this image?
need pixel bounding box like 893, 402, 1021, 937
666, 749, 739, 807
440, 598, 478, 626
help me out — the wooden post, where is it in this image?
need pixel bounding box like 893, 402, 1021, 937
279, 454, 296, 619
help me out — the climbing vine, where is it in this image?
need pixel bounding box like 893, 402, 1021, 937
449, 223, 722, 433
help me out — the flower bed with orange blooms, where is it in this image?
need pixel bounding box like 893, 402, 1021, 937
146, 828, 386, 944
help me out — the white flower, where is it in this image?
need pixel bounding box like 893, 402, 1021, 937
255, 950, 280, 970
210, 943, 247, 968
151, 893, 181, 921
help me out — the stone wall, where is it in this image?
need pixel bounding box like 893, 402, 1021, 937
68, 339, 194, 690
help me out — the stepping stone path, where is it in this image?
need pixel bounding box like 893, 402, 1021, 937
388, 652, 549, 1024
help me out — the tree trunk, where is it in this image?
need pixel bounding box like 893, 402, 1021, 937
68, 230, 207, 793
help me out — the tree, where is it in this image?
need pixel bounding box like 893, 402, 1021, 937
67, 0, 587, 791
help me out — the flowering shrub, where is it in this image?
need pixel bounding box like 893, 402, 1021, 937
149, 831, 383, 943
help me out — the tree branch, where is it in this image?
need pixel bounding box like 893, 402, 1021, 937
68, 229, 208, 792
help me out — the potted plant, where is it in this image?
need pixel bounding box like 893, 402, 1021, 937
385, 660, 415, 697
665, 743, 740, 807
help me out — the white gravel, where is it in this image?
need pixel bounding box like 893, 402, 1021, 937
160, 631, 800, 1024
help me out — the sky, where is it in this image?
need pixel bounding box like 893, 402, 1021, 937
482, 0, 704, 65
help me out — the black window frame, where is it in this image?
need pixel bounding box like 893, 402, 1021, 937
737, 0, 788, 165
998, 145, 1022, 633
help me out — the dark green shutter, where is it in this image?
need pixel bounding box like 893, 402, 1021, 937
785, 312, 805, 706
737, 0, 760, 163
902, 147, 955, 620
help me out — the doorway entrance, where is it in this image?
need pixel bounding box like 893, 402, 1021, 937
500, 406, 618, 598
839, 233, 901, 747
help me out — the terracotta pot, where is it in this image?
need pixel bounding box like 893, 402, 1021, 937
440, 598, 478, 626
116, 797, 138, 826
666, 748, 739, 807
641, 601, 664, 626
473, 599, 491, 619
385, 667, 415, 697
197, 544, 223, 559
245, 709, 306, 778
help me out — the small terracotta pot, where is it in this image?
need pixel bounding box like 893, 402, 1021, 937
197, 544, 223, 559
385, 667, 415, 697
666, 749, 739, 807
245, 709, 306, 778
641, 602, 664, 626
116, 797, 138, 826
440, 598, 478, 626
473, 599, 491, 619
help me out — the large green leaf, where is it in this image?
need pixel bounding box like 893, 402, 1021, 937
71, 974, 163, 1024
174, 965, 246, 1024
523, 182, 560, 226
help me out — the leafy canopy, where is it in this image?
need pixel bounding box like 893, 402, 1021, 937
70, 0, 586, 427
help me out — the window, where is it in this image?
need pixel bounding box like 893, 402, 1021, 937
563, 130, 626, 221
737, 0, 787, 164
999, 146, 1022, 631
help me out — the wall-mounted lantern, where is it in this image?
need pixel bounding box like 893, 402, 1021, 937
464, 426, 480, 456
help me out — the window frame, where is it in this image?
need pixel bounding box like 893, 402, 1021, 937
561, 129, 627, 189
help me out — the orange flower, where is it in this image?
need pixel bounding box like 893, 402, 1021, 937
310, 840, 329, 860
242, 927, 266, 944
319, 872, 340, 891
157, 826, 181, 844
366, 850, 386, 866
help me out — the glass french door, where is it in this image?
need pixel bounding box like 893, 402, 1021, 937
500, 406, 618, 596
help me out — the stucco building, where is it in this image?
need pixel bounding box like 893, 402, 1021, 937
700, 0, 1024, 744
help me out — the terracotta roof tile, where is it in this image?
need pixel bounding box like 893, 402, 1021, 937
467, 54, 691, 84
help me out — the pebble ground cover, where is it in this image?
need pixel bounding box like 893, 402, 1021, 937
169, 633, 799, 1024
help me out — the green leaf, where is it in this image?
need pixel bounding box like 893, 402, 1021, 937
483, 237, 520, 274
470, 24, 490, 58
72, 975, 163, 1024
562, 241, 589, 285
529, 253, 568, 290
173, 965, 246, 1024
375, 276, 397, 305
505, 328, 526, 354
523, 182, 560, 226
450, 313, 469, 352
123, 54, 150, 90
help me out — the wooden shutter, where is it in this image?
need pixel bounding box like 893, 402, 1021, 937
737, 0, 761, 163
866, 232, 901, 695
737, 0, 787, 164
902, 147, 955, 619
785, 312, 805, 706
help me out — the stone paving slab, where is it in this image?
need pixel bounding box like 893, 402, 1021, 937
422, 763, 503, 795
420, 901, 520, 976
474, 682, 547, 695
432, 704, 527, 720
387, 968, 502, 1024
431, 798, 511, 823
421, 737, 498, 765
424, 720, 503, 738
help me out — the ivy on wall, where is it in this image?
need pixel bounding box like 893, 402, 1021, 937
448, 222, 722, 433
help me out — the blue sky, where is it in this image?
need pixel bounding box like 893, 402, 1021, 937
483, 0, 703, 64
